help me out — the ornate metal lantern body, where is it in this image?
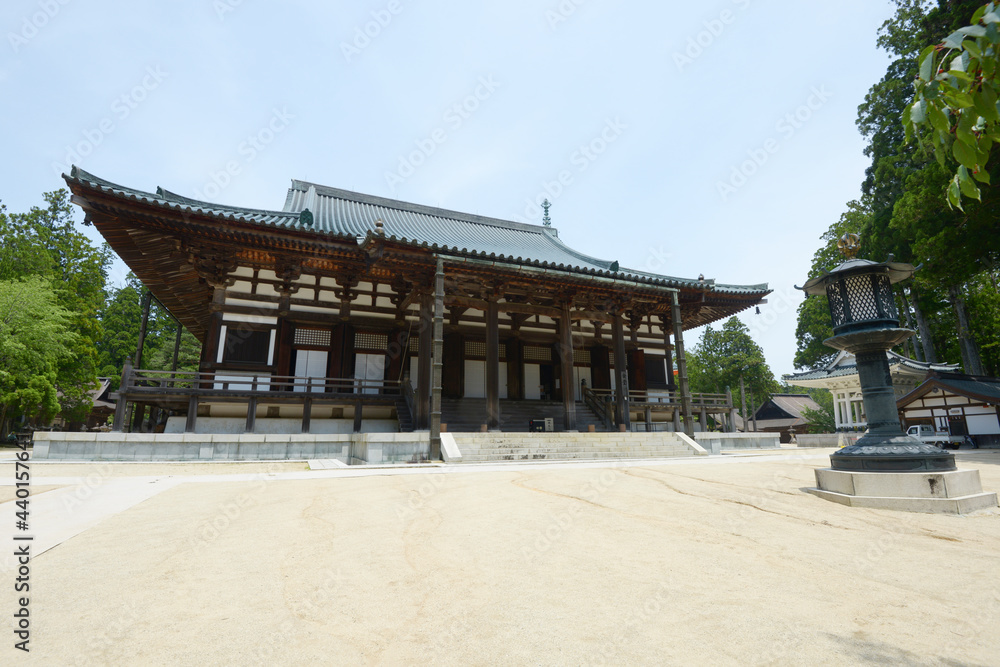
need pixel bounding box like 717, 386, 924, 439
799, 237, 955, 472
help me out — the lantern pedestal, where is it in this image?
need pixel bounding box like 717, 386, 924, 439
797, 239, 995, 513
808, 468, 998, 514
824, 328, 957, 473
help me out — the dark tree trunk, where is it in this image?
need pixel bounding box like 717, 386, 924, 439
898, 288, 924, 362
949, 284, 985, 375
909, 285, 938, 363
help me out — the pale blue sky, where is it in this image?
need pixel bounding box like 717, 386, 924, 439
1, 0, 897, 378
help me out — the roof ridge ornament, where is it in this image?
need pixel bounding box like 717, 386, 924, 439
838, 233, 860, 259
542, 199, 551, 226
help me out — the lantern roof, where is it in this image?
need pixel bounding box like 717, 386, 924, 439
798, 257, 918, 297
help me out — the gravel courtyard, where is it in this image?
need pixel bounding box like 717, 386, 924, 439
2, 448, 998, 666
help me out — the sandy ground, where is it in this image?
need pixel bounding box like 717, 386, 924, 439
2, 448, 999, 666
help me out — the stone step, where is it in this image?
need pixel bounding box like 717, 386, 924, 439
459, 452, 695, 462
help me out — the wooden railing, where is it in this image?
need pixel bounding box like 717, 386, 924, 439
582, 385, 614, 431
584, 388, 730, 409
402, 377, 416, 419
123, 369, 400, 397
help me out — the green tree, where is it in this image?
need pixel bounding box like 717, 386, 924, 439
688, 317, 779, 419
1, 191, 113, 422
906, 1, 1000, 207
0, 277, 79, 436
793, 199, 869, 369
795, 0, 998, 375
801, 404, 836, 434
97, 273, 202, 387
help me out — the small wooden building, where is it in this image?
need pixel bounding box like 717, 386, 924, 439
897, 372, 1000, 448
748, 394, 822, 443
784, 350, 958, 431
65, 168, 768, 438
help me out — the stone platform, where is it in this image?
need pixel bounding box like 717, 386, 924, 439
30, 432, 430, 465
809, 468, 998, 514
449, 432, 708, 463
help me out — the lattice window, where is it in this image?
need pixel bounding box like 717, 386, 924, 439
827, 282, 847, 328
524, 345, 551, 362
410, 336, 420, 352
355, 332, 388, 353
573, 350, 590, 365
294, 328, 331, 348
463, 340, 507, 360
874, 274, 897, 320
609, 352, 616, 367
828, 273, 898, 329
224, 329, 271, 364
844, 275, 880, 321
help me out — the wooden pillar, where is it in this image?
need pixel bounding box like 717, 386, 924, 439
302, 398, 312, 434
133, 291, 152, 368
671, 291, 694, 438
417, 295, 432, 429
627, 349, 647, 395
726, 386, 737, 433
590, 345, 611, 390
201, 288, 226, 372
331, 323, 356, 390
661, 317, 676, 392
171, 322, 183, 371
385, 327, 409, 390
442, 333, 464, 398
740, 375, 748, 432
353, 401, 363, 433
274, 319, 293, 382
430, 258, 445, 459
506, 337, 523, 400
644, 406, 653, 432
112, 359, 132, 432
131, 403, 145, 432
612, 313, 629, 430
486, 300, 500, 431
560, 304, 577, 431
700, 406, 708, 433
185, 396, 198, 433
245, 398, 257, 433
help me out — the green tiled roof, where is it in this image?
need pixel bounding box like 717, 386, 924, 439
66, 167, 769, 295
785, 351, 959, 382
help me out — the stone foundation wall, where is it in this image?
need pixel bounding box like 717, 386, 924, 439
694, 432, 781, 454
796, 433, 861, 448
163, 416, 400, 434
31, 432, 429, 464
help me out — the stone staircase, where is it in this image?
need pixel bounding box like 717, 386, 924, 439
451, 432, 703, 463
440, 398, 608, 433
395, 398, 414, 432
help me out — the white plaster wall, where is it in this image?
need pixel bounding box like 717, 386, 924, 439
165, 416, 400, 434
524, 364, 541, 400
967, 413, 1000, 435
465, 360, 485, 398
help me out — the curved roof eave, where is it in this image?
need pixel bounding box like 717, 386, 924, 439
65, 167, 770, 296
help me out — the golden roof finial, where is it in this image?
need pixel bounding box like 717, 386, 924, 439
838, 233, 860, 259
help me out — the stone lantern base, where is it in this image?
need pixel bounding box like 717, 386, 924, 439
809, 468, 998, 514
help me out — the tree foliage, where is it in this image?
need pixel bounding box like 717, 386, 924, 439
96, 273, 202, 389
0, 192, 202, 432
906, 1, 1000, 208
688, 318, 779, 418
795, 0, 1000, 377
0, 191, 113, 425
0, 277, 78, 435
